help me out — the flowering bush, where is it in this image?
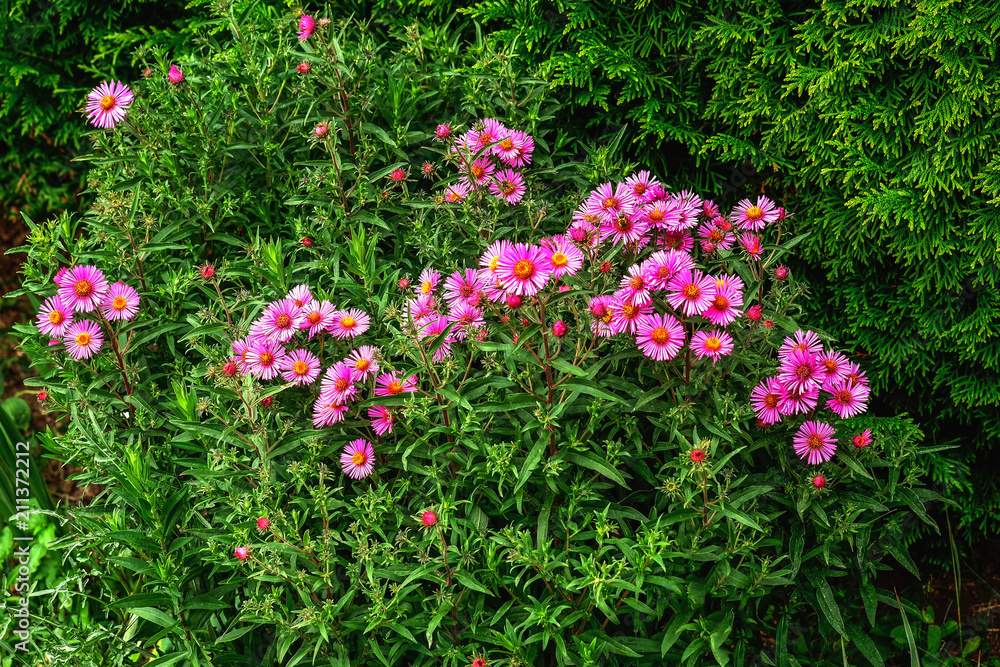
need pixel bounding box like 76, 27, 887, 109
6, 3, 940, 666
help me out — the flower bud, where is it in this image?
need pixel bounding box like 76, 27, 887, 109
261, 396, 273, 408
296, 62, 311, 74
746, 305, 762, 321
223, 362, 237, 377
421, 511, 437, 526
200, 264, 215, 279
168, 65, 184, 85
434, 124, 451, 141
689, 449, 705, 463
301, 237, 313, 247
313, 124, 328, 139
774, 265, 789, 280
812, 475, 826, 489
552, 321, 567, 337
256, 517, 270, 531
234, 546, 249, 560
506, 294, 522, 309
599, 261, 611, 273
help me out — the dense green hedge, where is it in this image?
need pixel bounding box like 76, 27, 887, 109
457, 0, 1000, 537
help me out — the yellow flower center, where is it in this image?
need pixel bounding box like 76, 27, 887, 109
307, 311, 322, 325
99, 95, 116, 111
602, 196, 618, 209
651, 327, 670, 345
421, 281, 432, 294
648, 209, 663, 223
824, 359, 838, 372
112, 296, 127, 311
746, 205, 764, 220
763, 394, 778, 409
489, 257, 500, 272
275, 314, 292, 329
630, 276, 643, 290
551, 252, 568, 267
75, 332, 91, 346
293, 361, 309, 376
622, 302, 637, 318
713, 295, 729, 310
513, 259, 535, 280
704, 336, 722, 352
294, 299, 304, 307
806, 434, 824, 450
341, 316, 356, 329
352, 451, 367, 466
259, 352, 274, 366
355, 358, 371, 371
334, 377, 350, 392
634, 183, 647, 195
48, 310, 65, 325
500, 138, 514, 151
682, 284, 700, 300
74, 280, 93, 298
471, 165, 485, 179
388, 380, 402, 395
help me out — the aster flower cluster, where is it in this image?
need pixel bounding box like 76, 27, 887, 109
36, 265, 141, 360
223, 285, 415, 470
439, 118, 534, 205
750, 329, 873, 466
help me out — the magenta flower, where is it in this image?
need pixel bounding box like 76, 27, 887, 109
341, 439, 375, 479
780, 384, 820, 416
666, 269, 715, 317
168, 65, 184, 85
231, 337, 253, 373
492, 132, 524, 166
343, 345, 378, 381
620, 264, 651, 305
444, 181, 470, 203
234, 546, 249, 561
659, 230, 694, 253
329, 308, 369, 339
826, 380, 871, 418
733, 196, 779, 231
448, 302, 485, 340
842, 361, 869, 388
778, 348, 822, 393
739, 232, 764, 260
417, 268, 441, 296
368, 406, 395, 436
853, 429, 873, 448
601, 211, 649, 247
58, 265, 109, 313
625, 170, 660, 203
640, 200, 681, 229
297, 14, 316, 41
489, 169, 526, 205
244, 339, 286, 380
479, 240, 512, 279
85, 81, 134, 129
301, 299, 336, 338
100, 282, 140, 321
610, 296, 652, 336
817, 350, 850, 388
312, 399, 348, 428
320, 362, 358, 404
64, 320, 104, 360
434, 124, 452, 141
588, 182, 637, 224
779, 330, 823, 358
37, 296, 73, 338
544, 236, 583, 280
691, 329, 734, 362
443, 269, 484, 307
374, 372, 417, 397
465, 157, 496, 188
750, 377, 785, 425
254, 298, 303, 343
286, 284, 313, 308
635, 312, 685, 361
280, 349, 321, 386
256, 517, 270, 532
641, 250, 694, 291
793, 421, 837, 465
53, 267, 70, 288
466, 118, 508, 152
588, 295, 617, 338
508, 129, 534, 167
495, 243, 552, 296
701, 282, 743, 327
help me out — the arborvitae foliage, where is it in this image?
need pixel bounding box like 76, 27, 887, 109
1, 0, 189, 223
461, 0, 1000, 536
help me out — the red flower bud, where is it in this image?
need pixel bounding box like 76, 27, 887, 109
199, 264, 215, 279
746, 305, 762, 321
552, 321, 567, 337
223, 362, 238, 377
37, 390, 48, 402
421, 511, 437, 526
301, 237, 313, 247
599, 261, 612, 273
763, 319, 774, 329
812, 475, 826, 489
506, 294, 522, 309
774, 265, 789, 280
234, 546, 249, 560
261, 396, 273, 408
256, 517, 270, 531
296, 61, 311, 74
690, 449, 706, 463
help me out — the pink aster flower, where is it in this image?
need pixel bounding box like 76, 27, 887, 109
54, 267, 70, 288
733, 196, 779, 231
368, 406, 395, 436
659, 230, 695, 253
168, 65, 184, 85
610, 296, 653, 335
234, 546, 249, 561
408, 293, 440, 325
842, 361, 869, 388
286, 285, 313, 309
601, 211, 649, 247
691, 329, 734, 362
853, 429, 873, 448
466, 118, 508, 153
779, 384, 820, 416
245, 339, 286, 381
465, 157, 496, 189
635, 312, 685, 361
330, 308, 369, 339
697, 221, 735, 252
255, 298, 303, 343
36, 296, 74, 338
750, 377, 785, 425
374, 372, 418, 397
778, 348, 822, 393
666, 269, 715, 317
346, 345, 381, 380
545, 236, 584, 280
588, 295, 617, 338
443, 269, 484, 307
444, 181, 470, 203
640, 200, 682, 230
231, 337, 253, 373
793, 421, 837, 465
416, 268, 442, 297
701, 282, 743, 327
100, 282, 140, 321
85, 81, 134, 129
625, 170, 660, 203
479, 240, 512, 278
620, 264, 652, 304
496, 243, 552, 297
739, 232, 764, 260
58, 265, 109, 313
297, 13, 316, 41
492, 131, 523, 166
509, 129, 534, 167
64, 320, 104, 360
826, 380, 871, 418
448, 302, 485, 340
589, 182, 637, 224
300, 299, 336, 338
641, 250, 695, 291
320, 362, 358, 404
341, 439, 375, 479
817, 350, 850, 388
489, 169, 526, 205
280, 349, 321, 386
779, 330, 824, 358
312, 399, 348, 428
420, 316, 454, 363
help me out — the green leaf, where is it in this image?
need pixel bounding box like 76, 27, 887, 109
806, 570, 845, 636
846, 622, 885, 667
131, 607, 177, 628
563, 451, 628, 487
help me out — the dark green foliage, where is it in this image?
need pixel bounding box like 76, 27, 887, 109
1, 0, 189, 223
462, 0, 1000, 535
